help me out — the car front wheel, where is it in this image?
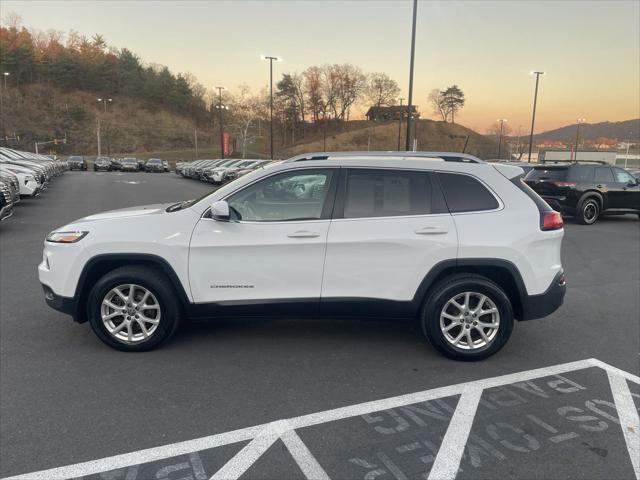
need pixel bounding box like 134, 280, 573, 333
421, 274, 514, 361
87, 266, 180, 351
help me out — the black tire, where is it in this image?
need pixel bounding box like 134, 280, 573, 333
421, 274, 514, 361
576, 195, 600, 225
87, 266, 180, 351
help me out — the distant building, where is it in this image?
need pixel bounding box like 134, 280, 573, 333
539, 149, 617, 165
365, 105, 419, 121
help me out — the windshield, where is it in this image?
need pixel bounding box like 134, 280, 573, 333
123, 158, 137, 164
69, 156, 83, 161
147, 159, 161, 164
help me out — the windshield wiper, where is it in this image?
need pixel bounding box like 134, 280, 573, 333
166, 200, 193, 212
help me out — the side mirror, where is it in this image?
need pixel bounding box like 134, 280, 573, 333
211, 200, 230, 221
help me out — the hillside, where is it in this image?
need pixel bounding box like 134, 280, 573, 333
282, 119, 502, 160
533, 119, 639, 142
2, 84, 211, 155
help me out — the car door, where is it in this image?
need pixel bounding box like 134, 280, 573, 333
189, 168, 338, 312
320, 168, 457, 316
610, 167, 640, 210
593, 166, 615, 208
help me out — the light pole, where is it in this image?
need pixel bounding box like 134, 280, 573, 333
405, 0, 418, 151
527, 71, 545, 162
215, 86, 226, 158
2, 72, 9, 89
97, 98, 112, 113
574, 118, 586, 162
261, 55, 282, 160
397, 98, 404, 151
497, 119, 507, 159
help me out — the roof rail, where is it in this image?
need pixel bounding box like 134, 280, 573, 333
540, 159, 608, 165
285, 151, 484, 164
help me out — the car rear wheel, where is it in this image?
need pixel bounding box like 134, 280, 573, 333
87, 266, 180, 351
577, 197, 600, 225
421, 274, 514, 361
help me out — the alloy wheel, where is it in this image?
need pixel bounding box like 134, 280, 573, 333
100, 284, 161, 344
439, 291, 500, 350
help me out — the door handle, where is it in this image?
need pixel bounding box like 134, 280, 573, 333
415, 226, 448, 235
596, 184, 604, 189
287, 230, 321, 238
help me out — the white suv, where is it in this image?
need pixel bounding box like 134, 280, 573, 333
39, 152, 566, 360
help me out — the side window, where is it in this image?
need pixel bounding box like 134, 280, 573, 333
613, 168, 635, 184
594, 167, 614, 183
227, 169, 333, 222
569, 165, 594, 182
437, 172, 499, 213
343, 169, 434, 218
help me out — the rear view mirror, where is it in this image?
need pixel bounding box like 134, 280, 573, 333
211, 200, 230, 221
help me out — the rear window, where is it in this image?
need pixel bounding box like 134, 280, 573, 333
437, 173, 500, 213
147, 159, 161, 164
68, 156, 83, 161
524, 168, 568, 181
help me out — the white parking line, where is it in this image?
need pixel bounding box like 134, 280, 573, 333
281, 429, 332, 480
3, 358, 638, 480
607, 371, 640, 480
427, 387, 482, 480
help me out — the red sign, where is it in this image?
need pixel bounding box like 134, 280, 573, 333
223, 132, 230, 155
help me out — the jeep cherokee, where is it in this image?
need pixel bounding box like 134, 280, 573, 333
39, 152, 566, 360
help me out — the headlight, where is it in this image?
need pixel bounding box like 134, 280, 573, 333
46, 231, 89, 243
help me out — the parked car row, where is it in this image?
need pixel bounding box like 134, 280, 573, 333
67, 155, 170, 172
176, 158, 271, 184
0, 147, 68, 222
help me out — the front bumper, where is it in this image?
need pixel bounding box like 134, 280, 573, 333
520, 270, 566, 321
41, 284, 80, 321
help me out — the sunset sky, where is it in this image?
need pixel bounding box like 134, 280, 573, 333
3, 0, 639, 133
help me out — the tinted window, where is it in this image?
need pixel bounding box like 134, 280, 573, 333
594, 167, 614, 182
343, 169, 433, 218
568, 165, 594, 182
524, 168, 568, 181
437, 172, 499, 213
613, 168, 635, 184
228, 169, 333, 222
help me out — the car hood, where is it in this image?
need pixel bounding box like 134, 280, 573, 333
71, 203, 171, 224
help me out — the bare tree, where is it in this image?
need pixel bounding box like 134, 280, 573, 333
428, 89, 447, 122
486, 121, 512, 139
303, 66, 323, 122
230, 85, 261, 158
365, 72, 400, 107
335, 63, 365, 120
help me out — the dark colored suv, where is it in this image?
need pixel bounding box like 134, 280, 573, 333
525, 162, 640, 224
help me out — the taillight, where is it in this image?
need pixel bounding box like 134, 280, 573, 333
547, 180, 577, 187
542, 211, 563, 231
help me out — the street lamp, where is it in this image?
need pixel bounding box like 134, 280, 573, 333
97, 97, 113, 113
2, 72, 9, 89
261, 54, 282, 160
527, 71, 545, 163
497, 119, 507, 159
215, 86, 227, 158
397, 98, 405, 151
574, 118, 586, 162
405, 0, 418, 151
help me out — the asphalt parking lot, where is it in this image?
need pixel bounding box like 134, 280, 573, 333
1, 171, 639, 480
